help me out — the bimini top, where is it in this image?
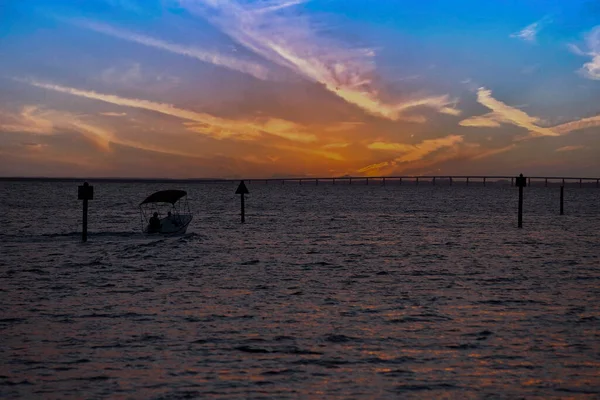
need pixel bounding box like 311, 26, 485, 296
140, 190, 187, 205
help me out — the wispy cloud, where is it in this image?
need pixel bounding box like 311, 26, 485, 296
0, 105, 113, 150
474, 88, 557, 137
358, 135, 467, 176
555, 145, 585, 152
459, 87, 600, 138
368, 135, 464, 163
322, 142, 350, 149
510, 16, 551, 43
357, 161, 389, 174
22, 79, 316, 143
100, 112, 127, 117
74, 20, 270, 80
459, 112, 502, 128
179, 0, 459, 121
552, 115, 600, 134
577, 26, 600, 80
99, 63, 180, 90
271, 144, 344, 161
470, 144, 516, 160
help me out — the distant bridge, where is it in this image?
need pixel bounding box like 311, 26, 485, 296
244, 176, 600, 188
1, 176, 599, 187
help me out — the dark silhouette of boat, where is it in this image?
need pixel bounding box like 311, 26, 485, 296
139, 190, 193, 235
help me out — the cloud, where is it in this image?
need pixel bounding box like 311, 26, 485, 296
74, 20, 270, 80
0, 105, 54, 135
577, 26, 600, 80
470, 144, 516, 160
271, 144, 344, 161
22, 79, 316, 143
99, 63, 180, 89
100, 112, 127, 117
179, 0, 459, 121
0, 105, 113, 150
459, 112, 503, 128
460, 87, 600, 138
101, 63, 143, 85
552, 115, 600, 134
368, 135, 464, 163
357, 161, 389, 174
322, 142, 350, 149
474, 88, 558, 137
510, 16, 551, 43
555, 145, 585, 152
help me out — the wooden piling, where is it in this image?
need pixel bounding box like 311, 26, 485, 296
560, 186, 564, 215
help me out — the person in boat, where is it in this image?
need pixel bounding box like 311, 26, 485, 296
148, 212, 161, 233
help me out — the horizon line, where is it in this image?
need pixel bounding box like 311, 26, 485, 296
1, 175, 599, 182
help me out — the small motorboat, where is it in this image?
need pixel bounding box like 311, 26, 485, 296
139, 190, 193, 235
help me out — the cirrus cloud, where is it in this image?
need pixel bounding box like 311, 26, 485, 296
178, 0, 460, 121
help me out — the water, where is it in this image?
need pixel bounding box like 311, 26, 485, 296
1, 181, 599, 398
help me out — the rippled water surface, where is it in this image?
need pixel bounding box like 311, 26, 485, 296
1, 181, 599, 399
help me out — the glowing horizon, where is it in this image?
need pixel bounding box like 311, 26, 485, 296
0, 0, 598, 178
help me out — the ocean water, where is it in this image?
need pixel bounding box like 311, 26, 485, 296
1, 181, 599, 399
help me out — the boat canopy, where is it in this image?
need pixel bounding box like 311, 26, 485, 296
140, 190, 187, 205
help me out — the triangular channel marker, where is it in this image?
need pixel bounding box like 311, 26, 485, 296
236, 180, 249, 195
236, 180, 249, 223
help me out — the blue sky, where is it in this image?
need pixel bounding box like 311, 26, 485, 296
0, 0, 598, 178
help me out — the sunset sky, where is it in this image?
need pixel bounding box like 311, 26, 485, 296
1, 0, 599, 178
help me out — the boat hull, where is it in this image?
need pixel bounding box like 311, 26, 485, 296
144, 214, 193, 235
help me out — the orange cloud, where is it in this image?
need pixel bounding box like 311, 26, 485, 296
357, 161, 389, 174
23, 80, 316, 143
0, 105, 113, 151
555, 145, 585, 152
368, 135, 464, 163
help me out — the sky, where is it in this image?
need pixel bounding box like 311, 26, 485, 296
0, 0, 599, 178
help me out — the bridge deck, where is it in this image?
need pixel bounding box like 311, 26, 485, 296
244, 176, 600, 187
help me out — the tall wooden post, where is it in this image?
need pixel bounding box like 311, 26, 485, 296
516, 174, 526, 228
78, 182, 94, 242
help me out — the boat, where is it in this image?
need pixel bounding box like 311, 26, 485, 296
139, 190, 193, 235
